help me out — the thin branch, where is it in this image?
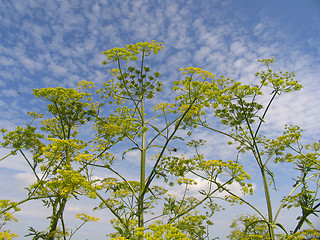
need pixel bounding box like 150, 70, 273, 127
90, 163, 139, 201
168, 176, 234, 224
273, 171, 320, 224
143, 98, 198, 197
254, 90, 278, 139
94, 191, 131, 235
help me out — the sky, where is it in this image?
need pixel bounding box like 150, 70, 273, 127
0, 0, 320, 239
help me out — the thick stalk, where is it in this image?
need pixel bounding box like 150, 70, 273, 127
243, 98, 275, 240
138, 98, 146, 230
48, 197, 59, 240
260, 165, 275, 240
137, 51, 147, 233
48, 197, 68, 240
252, 145, 275, 239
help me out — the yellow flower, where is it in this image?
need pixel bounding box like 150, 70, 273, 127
76, 213, 100, 222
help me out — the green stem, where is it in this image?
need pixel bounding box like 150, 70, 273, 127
143, 98, 197, 196
273, 172, 320, 233
260, 165, 275, 240
0, 195, 56, 216
190, 169, 267, 220
138, 98, 146, 229
168, 177, 233, 224
69, 221, 86, 240
294, 202, 320, 233
0, 149, 19, 161
196, 120, 250, 149
240, 98, 275, 240
48, 196, 68, 240
254, 90, 278, 139
138, 51, 146, 231
146, 112, 182, 149
94, 191, 130, 235
90, 163, 139, 201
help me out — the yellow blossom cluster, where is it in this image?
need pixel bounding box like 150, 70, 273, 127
77, 80, 95, 90
76, 213, 99, 222
73, 153, 95, 162
109, 68, 121, 77
177, 177, 198, 185
153, 103, 176, 112
179, 67, 215, 80
102, 40, 164, 64
0, 231, 18, 239
132, 224, 190, 240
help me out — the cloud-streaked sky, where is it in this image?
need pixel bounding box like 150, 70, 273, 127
1, 0, 320, 239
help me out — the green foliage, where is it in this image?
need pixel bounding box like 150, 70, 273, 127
227, 214, 270, 240
92, 41, 226, 239
0, 200, 19, 225
0, 200, 19, 239
172, 58, 318, 239
0, 42, 319, 240
0, 230, 18, 240
1, 83, 100, 239
281, 229, 320, 240
109, 224, 191, 240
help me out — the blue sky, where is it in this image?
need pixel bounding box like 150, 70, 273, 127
0, 0, 320, 239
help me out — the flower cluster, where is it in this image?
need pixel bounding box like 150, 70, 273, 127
102, 40, 164, 64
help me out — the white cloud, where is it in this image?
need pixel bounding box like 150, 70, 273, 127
1, 0, 319, 238
230, 41, 247, 57
14, 172, 36, 186
0, 150, 31, 172
66, 206, 81, 214
124, 149, 140, 163
0, 89, 17, 97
